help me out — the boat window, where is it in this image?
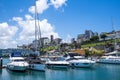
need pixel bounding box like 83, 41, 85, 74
14, 59, 24, 62
83, 63, 89, 65
100, 57, 106, 59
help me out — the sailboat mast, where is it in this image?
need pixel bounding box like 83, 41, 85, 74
37, 13, 42, 50
34, 0, 42, 56
112, 18, 117, 51
35, 0, 37, 52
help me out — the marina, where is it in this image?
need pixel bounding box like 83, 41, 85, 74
1, 56, 120, 79
0, 0, 120, 80
1, 58, 120, 80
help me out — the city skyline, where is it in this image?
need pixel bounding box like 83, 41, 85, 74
0, 0, 120, 49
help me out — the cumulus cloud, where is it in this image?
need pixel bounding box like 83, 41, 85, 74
0, 22, 18, 48
12, 17, 23, 21
29, 0, 67, 14
25, 14, 34, 20
29, 0, 49, 14
50, 0, 67, 9
0, 22, 18, 40
12, 14, 59, 45
0, 40, 17, 49
0, 0, 67, 48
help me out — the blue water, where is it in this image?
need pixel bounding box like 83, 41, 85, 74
0, 58, 120, 80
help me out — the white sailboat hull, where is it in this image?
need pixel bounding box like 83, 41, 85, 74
29, 64, 45, 71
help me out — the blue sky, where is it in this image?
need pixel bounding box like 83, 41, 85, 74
0, 0, 120, 48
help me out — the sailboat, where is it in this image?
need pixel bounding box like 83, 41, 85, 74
26, 1, 46, 71
97, 20, 120, 64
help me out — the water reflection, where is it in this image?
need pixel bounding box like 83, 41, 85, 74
46, 69, 68, 80
28, 70, 45, 80
0, 69, 2, 75
3, 69, 46, 80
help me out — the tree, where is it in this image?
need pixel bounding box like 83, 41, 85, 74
100, 33, 107, 41
90, 36, 99, 42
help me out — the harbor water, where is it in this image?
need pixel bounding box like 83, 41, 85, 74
0, 58, 120, 80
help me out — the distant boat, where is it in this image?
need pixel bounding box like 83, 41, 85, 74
97, 20, 120, 64
46, 58, 69, 69
97, 55, 120, 64
7, 52, 29, 71
67, 57, 95, 68
97, 50, 120, 64
64, 52, 96, 68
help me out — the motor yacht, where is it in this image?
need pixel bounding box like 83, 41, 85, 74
97, 55, 120, 64
46, 58, 69, 69
64, 52, 96, 68
66, 57, 95, 68
7, 52, 29, 71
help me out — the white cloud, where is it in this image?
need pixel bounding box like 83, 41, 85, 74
12, 15, 59, 45
0, 0, 67, 49
0, 40, 17, 49
0, 22, 18, 40
29, 0, 67, 14
12, 17, 23, 21
0, 22, 18, 48
12, 15, 35, 41
25, 14, 34, 20
50, 0, 67, 9
29, 0, 49, 14
40, 19, 59, 38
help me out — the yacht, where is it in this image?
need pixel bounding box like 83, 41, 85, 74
7, 52, 29, 71
46, 58, 69, 69
64, 52, 96, 68
97, 55, 120, 64
66, 57, 95, 68
97, 20, 120, 64
97, 22, 120, 64
97, 50, 120, 64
